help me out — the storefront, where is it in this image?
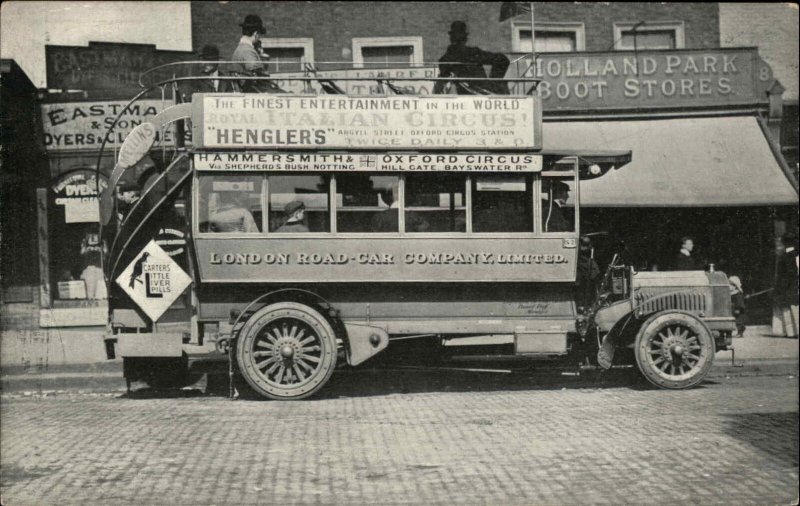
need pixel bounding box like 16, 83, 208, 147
505, 47, 798, 318
37, 42, 191, 327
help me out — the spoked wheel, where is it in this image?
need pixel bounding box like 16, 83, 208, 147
236, 302, 337, 400
634, 311, 715, 389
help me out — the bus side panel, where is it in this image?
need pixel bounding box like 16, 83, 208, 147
195, 282, 577, 336
193, 237, 577, 284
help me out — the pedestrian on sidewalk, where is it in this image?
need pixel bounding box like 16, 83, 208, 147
729, 275, 746, 337
673, 236, 703, 270
773, 233, 799, 338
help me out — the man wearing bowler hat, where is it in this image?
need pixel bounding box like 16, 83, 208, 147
231, 14, 267, 76
433, 21, 510, 95
231, 14, 287, 93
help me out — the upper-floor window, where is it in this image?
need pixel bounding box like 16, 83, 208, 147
613, 22, 685, 50
352, 37, 424, 69
512, 22, 586, 53
260, 37, 314, 73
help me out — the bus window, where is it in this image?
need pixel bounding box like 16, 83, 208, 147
472, 175, 533, 233
336, 174, 400, 233
198, 174, 263, 233
541, 177, 575, 233
269, 174, 330, 233
405, 174, 465, 233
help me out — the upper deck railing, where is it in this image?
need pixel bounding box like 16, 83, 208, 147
137, 57, 540, 95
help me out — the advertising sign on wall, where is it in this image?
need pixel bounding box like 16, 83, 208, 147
51, 169, 108, 223
195, 95, 540, 150
40, 100, 186, 151
45, 42, 193, 92
506, 47, 775, 111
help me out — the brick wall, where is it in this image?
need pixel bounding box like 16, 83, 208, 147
191, 1, 719, 66
719, 3, 799, 101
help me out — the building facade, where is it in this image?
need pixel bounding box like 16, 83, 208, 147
190, 1, 797, 319
1, 2, 797, 355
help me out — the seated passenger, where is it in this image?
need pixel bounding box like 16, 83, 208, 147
275, 201, 309, 233
542, 180, 574, 233
210, 191, 259, 233
433, 21, 510, 95
181, 45, 231, 100
371, 184, 429, 233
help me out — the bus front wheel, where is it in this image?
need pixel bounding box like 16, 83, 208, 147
236, 302, 338, 400
634, 311, 714, 390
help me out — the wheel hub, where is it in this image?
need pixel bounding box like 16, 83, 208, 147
280, 344, 295, 359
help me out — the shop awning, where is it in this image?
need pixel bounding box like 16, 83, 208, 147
545, 115, 799, 207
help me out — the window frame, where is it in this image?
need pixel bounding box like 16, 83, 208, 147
258, 37, 315, 72
192, 165, 580, 239
613, 21, 685, 51
511, 21, 586, 52
351, 36, 424, 69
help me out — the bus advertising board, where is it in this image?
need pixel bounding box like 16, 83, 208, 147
193, 152, 544, 172
192, 95, 541, 151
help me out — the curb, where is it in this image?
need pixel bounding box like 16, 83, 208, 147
1, 359, 796, 395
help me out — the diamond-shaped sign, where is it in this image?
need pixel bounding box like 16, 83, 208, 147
116, 240, 192, 322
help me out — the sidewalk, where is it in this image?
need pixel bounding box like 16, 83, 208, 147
1, 326, 796, 394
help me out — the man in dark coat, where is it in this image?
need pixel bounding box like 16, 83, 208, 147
542, 180, 573, 233
179, 45, 231, 104
774, 233, 799, 337
575, 236, 601, 311
674, 236, 702, 270
433, 21, 510, 95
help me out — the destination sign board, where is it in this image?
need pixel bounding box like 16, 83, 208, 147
193, 152, 543, 172
194, 95, 541, 150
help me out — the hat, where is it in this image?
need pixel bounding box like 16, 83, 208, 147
579, 236, 592, 248
284, 200, 305, 216
199, 45, 220, 61
728, 275, 742, 292
240, 14, 266, 34
550, 180, 570, 192
449, 21, 468, 35
118, 179, 139, 192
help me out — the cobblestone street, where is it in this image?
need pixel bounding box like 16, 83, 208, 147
1, 371, 798, 505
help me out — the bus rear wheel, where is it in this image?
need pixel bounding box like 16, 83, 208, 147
236, 302, 337, 400
634, 311, 714, 390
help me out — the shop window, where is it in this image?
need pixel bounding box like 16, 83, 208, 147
404, 173, 466, 233
352, 37, 423, 69
259, 38, 314, 73
268, 174, 330, 233
614, 22, 685, 50
198, 174, 263, 233
512, 22, 585, 53
472, 175, 533, 233
336, 174, 401, 232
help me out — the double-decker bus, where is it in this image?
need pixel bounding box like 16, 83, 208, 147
98, 65, 736, 399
